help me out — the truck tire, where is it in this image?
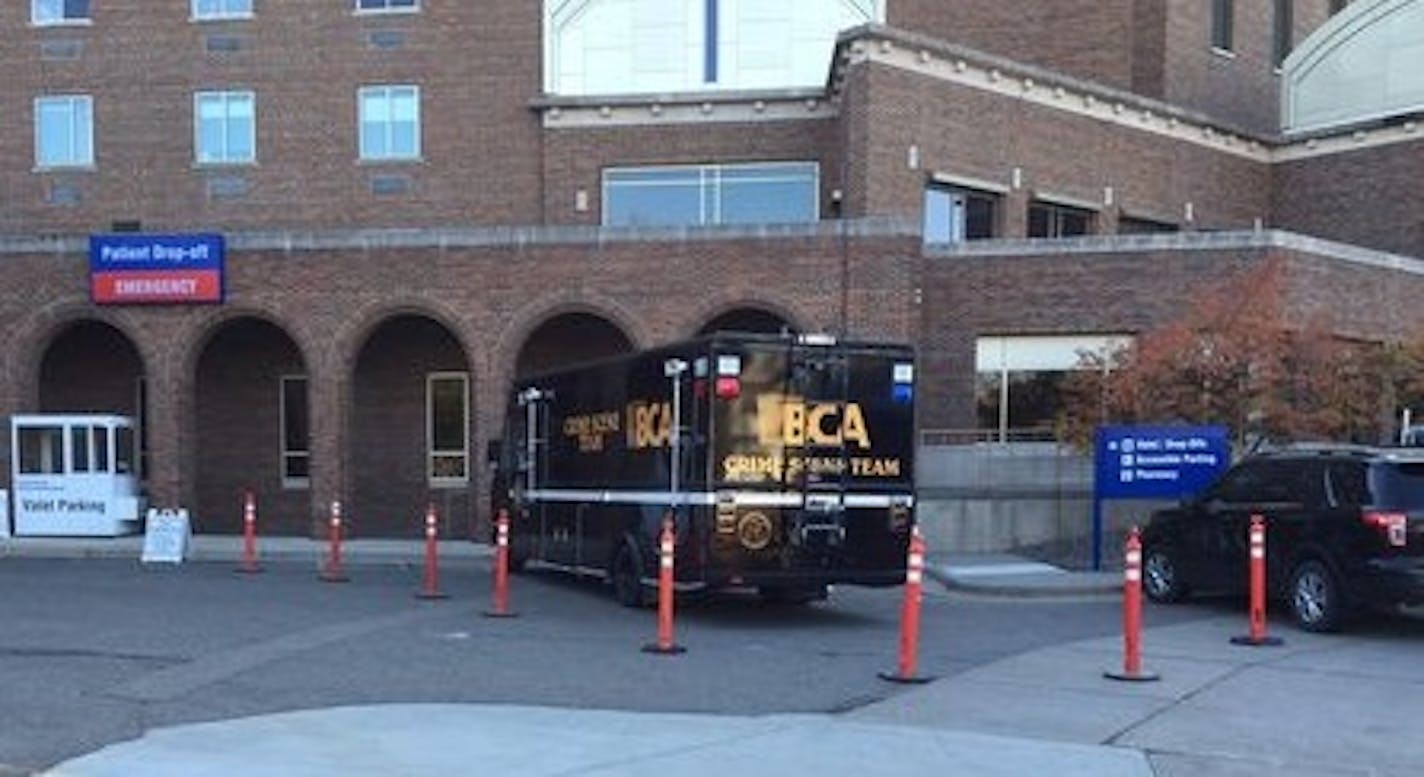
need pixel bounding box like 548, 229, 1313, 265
611, 540, 649, 608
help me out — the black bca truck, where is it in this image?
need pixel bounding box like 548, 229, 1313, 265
490, 332, 916, 605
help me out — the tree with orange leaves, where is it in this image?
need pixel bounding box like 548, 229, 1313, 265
1060, 259, 1396, 448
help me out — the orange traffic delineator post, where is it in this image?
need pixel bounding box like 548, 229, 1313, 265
1231, 514, 1284, 647
483, 508, 517, 617
880, 525, 933, 683
417, 504, 448, 600
1105, 527, 1160, 682
235, 490, 263, 574
319, 500, 351, 583
642, 512, 685, 655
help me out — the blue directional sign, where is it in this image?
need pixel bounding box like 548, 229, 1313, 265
1095, 425, 1231, 500
1090, 425, 1231, 570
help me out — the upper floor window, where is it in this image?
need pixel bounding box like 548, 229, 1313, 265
1273, 0, 1294, 66
603, 162, 818, 227
428, 372, 468, 485
1028, 201, 1093, 238
359, 85, 420, 161
923, 184, 998, 243
35, 95, 94, 168
195, 91, 255, 165
32, 0, 90, 25
357, 0, 417, 12
546, 0, 882, 96
193, 0, 252, 20
1211, 0, 1234, 52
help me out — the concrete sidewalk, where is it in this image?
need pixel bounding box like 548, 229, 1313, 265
929, 553, 1121, 597
0, 534, 491, 566
47, 612, 1424, 776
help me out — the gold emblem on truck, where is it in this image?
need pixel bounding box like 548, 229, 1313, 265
737, 511, 774, 551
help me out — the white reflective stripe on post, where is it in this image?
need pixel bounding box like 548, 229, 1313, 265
1251, 548, 1264, 559
660, 556, 673, 570
908, 553, 924, 569
1126, 550, 1141, 566
907, 570, 922, 585
1126, 569, 1141, 582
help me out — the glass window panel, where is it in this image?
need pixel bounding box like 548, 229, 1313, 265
115, 427, 134, 475
285, 454, 311, 480
1028, 205, 1051, 238
605, 181, 702, 226
430, 377, 466, 452
282, 378, 309, 453
975, 372, 1002, 432
71, 427, 90, 473
965, 195, 996, 239
19, 427, 65, 474
390, 121, 417, 157
1005, 371, 1069, 431
95, 426, 110, 473
718, 178, 815, 224
1060, 210, 1090, 237
923, 187, 955, 243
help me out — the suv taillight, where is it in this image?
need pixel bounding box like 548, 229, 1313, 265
1362, 511, 1409, 548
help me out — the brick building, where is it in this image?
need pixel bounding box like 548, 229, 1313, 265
2, 0, 1421, 538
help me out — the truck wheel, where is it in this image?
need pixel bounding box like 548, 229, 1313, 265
611, 541, 648, 608
1290, 558, 1344, 633
507, 537, 528, 574
1142, 545, 1189, 603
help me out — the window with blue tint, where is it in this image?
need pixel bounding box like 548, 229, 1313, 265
32, 0, 89, 24
195, 91, 255, 164
35, 95, 93, 168
603, 162, 817, 227
357, 0, 417, 10
193, 0, 251, 19
359, 86, 420, 161
923, 184, 998, 243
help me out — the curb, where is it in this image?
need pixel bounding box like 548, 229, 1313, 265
926, 565, 1120, 598
0, 539, 494, 568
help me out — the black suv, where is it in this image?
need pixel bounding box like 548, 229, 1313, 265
1142, 446, 1424, 632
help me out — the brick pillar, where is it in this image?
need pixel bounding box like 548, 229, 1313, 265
1003, 187, 1030, 238
307, 356, 347, 539
473, 365, 511, 544
143, 348, 188, 509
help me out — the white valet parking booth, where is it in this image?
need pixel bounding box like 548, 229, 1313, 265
9, 414, 145, 537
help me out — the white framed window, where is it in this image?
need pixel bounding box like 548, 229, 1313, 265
194, 91, 255, 165
192, 0, 253, 21
356, 0, 418, 14
32, 0, 90, 25
35, 95, 94, 169
427, 372, 469, 486
280, 376, 310, 487
975, 335, 1132, 442
358, 85, 420, 161
603, 161, 818, 227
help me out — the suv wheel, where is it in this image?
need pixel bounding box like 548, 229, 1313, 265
1142, 545, 1189, 603
1290, 559, 1344, 633
610, 541, 648, 608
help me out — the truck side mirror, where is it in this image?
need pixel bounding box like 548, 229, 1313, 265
486, 439, 503, 465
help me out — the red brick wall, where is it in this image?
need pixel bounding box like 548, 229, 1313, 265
853, 63, 1271, 233
1272, 140, 1424, 259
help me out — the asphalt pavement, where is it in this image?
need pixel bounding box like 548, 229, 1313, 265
4, 536, 1421, 776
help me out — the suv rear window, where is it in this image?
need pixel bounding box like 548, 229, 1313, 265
1368, 462, 1424, 509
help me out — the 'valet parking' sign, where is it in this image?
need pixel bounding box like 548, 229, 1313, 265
89, 233, 225, 305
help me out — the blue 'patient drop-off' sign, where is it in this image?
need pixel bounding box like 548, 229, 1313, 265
1094, 425, 1231, 500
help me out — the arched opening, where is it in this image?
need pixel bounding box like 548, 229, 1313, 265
39, 320, 145, 416
697, 307, 796, 336
515, 312, 634, 379
194, 317, 307, 535
352, 315, 472, 538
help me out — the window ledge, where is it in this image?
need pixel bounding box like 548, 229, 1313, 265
31, 19, 93, 29
282, 478, 310, 491
1209, 46, 1237, 60
353, 7, 420, 17
33, 164, 96, 173
358, 156, 424, 166
194, 160, 258, 170
191, 13, 255, 23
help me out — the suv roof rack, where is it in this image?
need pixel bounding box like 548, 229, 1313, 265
1253, 443, 1380, 459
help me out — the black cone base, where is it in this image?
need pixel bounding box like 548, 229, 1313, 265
320, 570, 350, 583
234, 565, 264, 574
416, 591, 450, 600
642, 643, 686, 655
483, 610, 519, 618
1230, 635, 1284, 647
1104, 670, 1161, 683
878, 671, 934, 684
